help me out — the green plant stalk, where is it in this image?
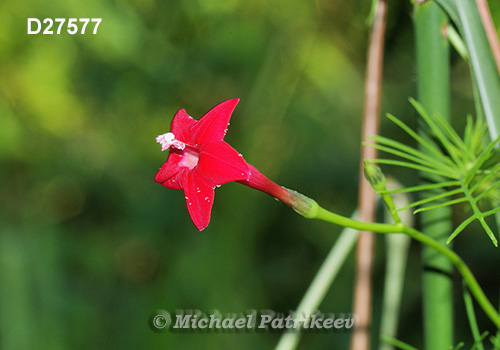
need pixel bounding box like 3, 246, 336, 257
415, 2, 454, 349
301, 204, 500, 331
463, 280, 485, 350
275, 213, 359, 350
379, 188, 412, 350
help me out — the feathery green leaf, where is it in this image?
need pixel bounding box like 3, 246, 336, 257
372, 101, 500, 245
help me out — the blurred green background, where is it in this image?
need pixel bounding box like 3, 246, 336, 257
1, 0, 500, 349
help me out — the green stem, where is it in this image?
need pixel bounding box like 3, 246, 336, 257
315, 207, 404, 233
380, 192, 401, 224
379, 187, 412, 350
402, 226, 500, 331
463, 280, 485, 350
415, 1, 454, 348
303, 201, 500, 331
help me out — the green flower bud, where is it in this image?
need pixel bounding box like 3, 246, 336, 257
363, 161, 387, 193
286, 189, 320, 219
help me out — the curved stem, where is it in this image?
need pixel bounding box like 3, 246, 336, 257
402, 225, 500, 330
308, 203, 500, 330
315, 207, 405, 234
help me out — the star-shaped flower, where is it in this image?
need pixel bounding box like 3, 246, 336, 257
155, 99, 250, 230
155, 99, 315, 231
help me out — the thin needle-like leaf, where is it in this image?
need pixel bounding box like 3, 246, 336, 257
479, 206, 500, 219
370, 135, 457, 172
477, 217, 497, 246
410, 99, 464, 166
459, 180, 499, 246
372, 159, 458, 179
380, 181, 459, 194
413, 197, 468, 214
396, 188, 463, 212
386, 113, 456, 168
490, 334, 500, 350
471, 119, 488, 152
447, 215, 476, 244
366, 142, 452, 172
470, 332, 489, 350
432, 112, 467, 153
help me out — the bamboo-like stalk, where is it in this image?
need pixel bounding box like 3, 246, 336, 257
414, 2, 454, 349
351, 0, 387, 349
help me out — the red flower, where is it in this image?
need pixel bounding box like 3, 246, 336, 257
155, 99, 250, 230
155, 99, 311, 230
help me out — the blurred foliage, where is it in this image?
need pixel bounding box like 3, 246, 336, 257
0, 0, 499, 349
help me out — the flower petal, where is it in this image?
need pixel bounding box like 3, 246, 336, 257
195, 141, 250, 187
170, 108, 197, 143
184, 171, 215, 231
190, 99, 239, 145
154, 151, 186, 190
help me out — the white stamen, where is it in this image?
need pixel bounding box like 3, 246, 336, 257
156, 132, 185, 151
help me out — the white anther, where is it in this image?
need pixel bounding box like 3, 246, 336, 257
156, 132, 186, 151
